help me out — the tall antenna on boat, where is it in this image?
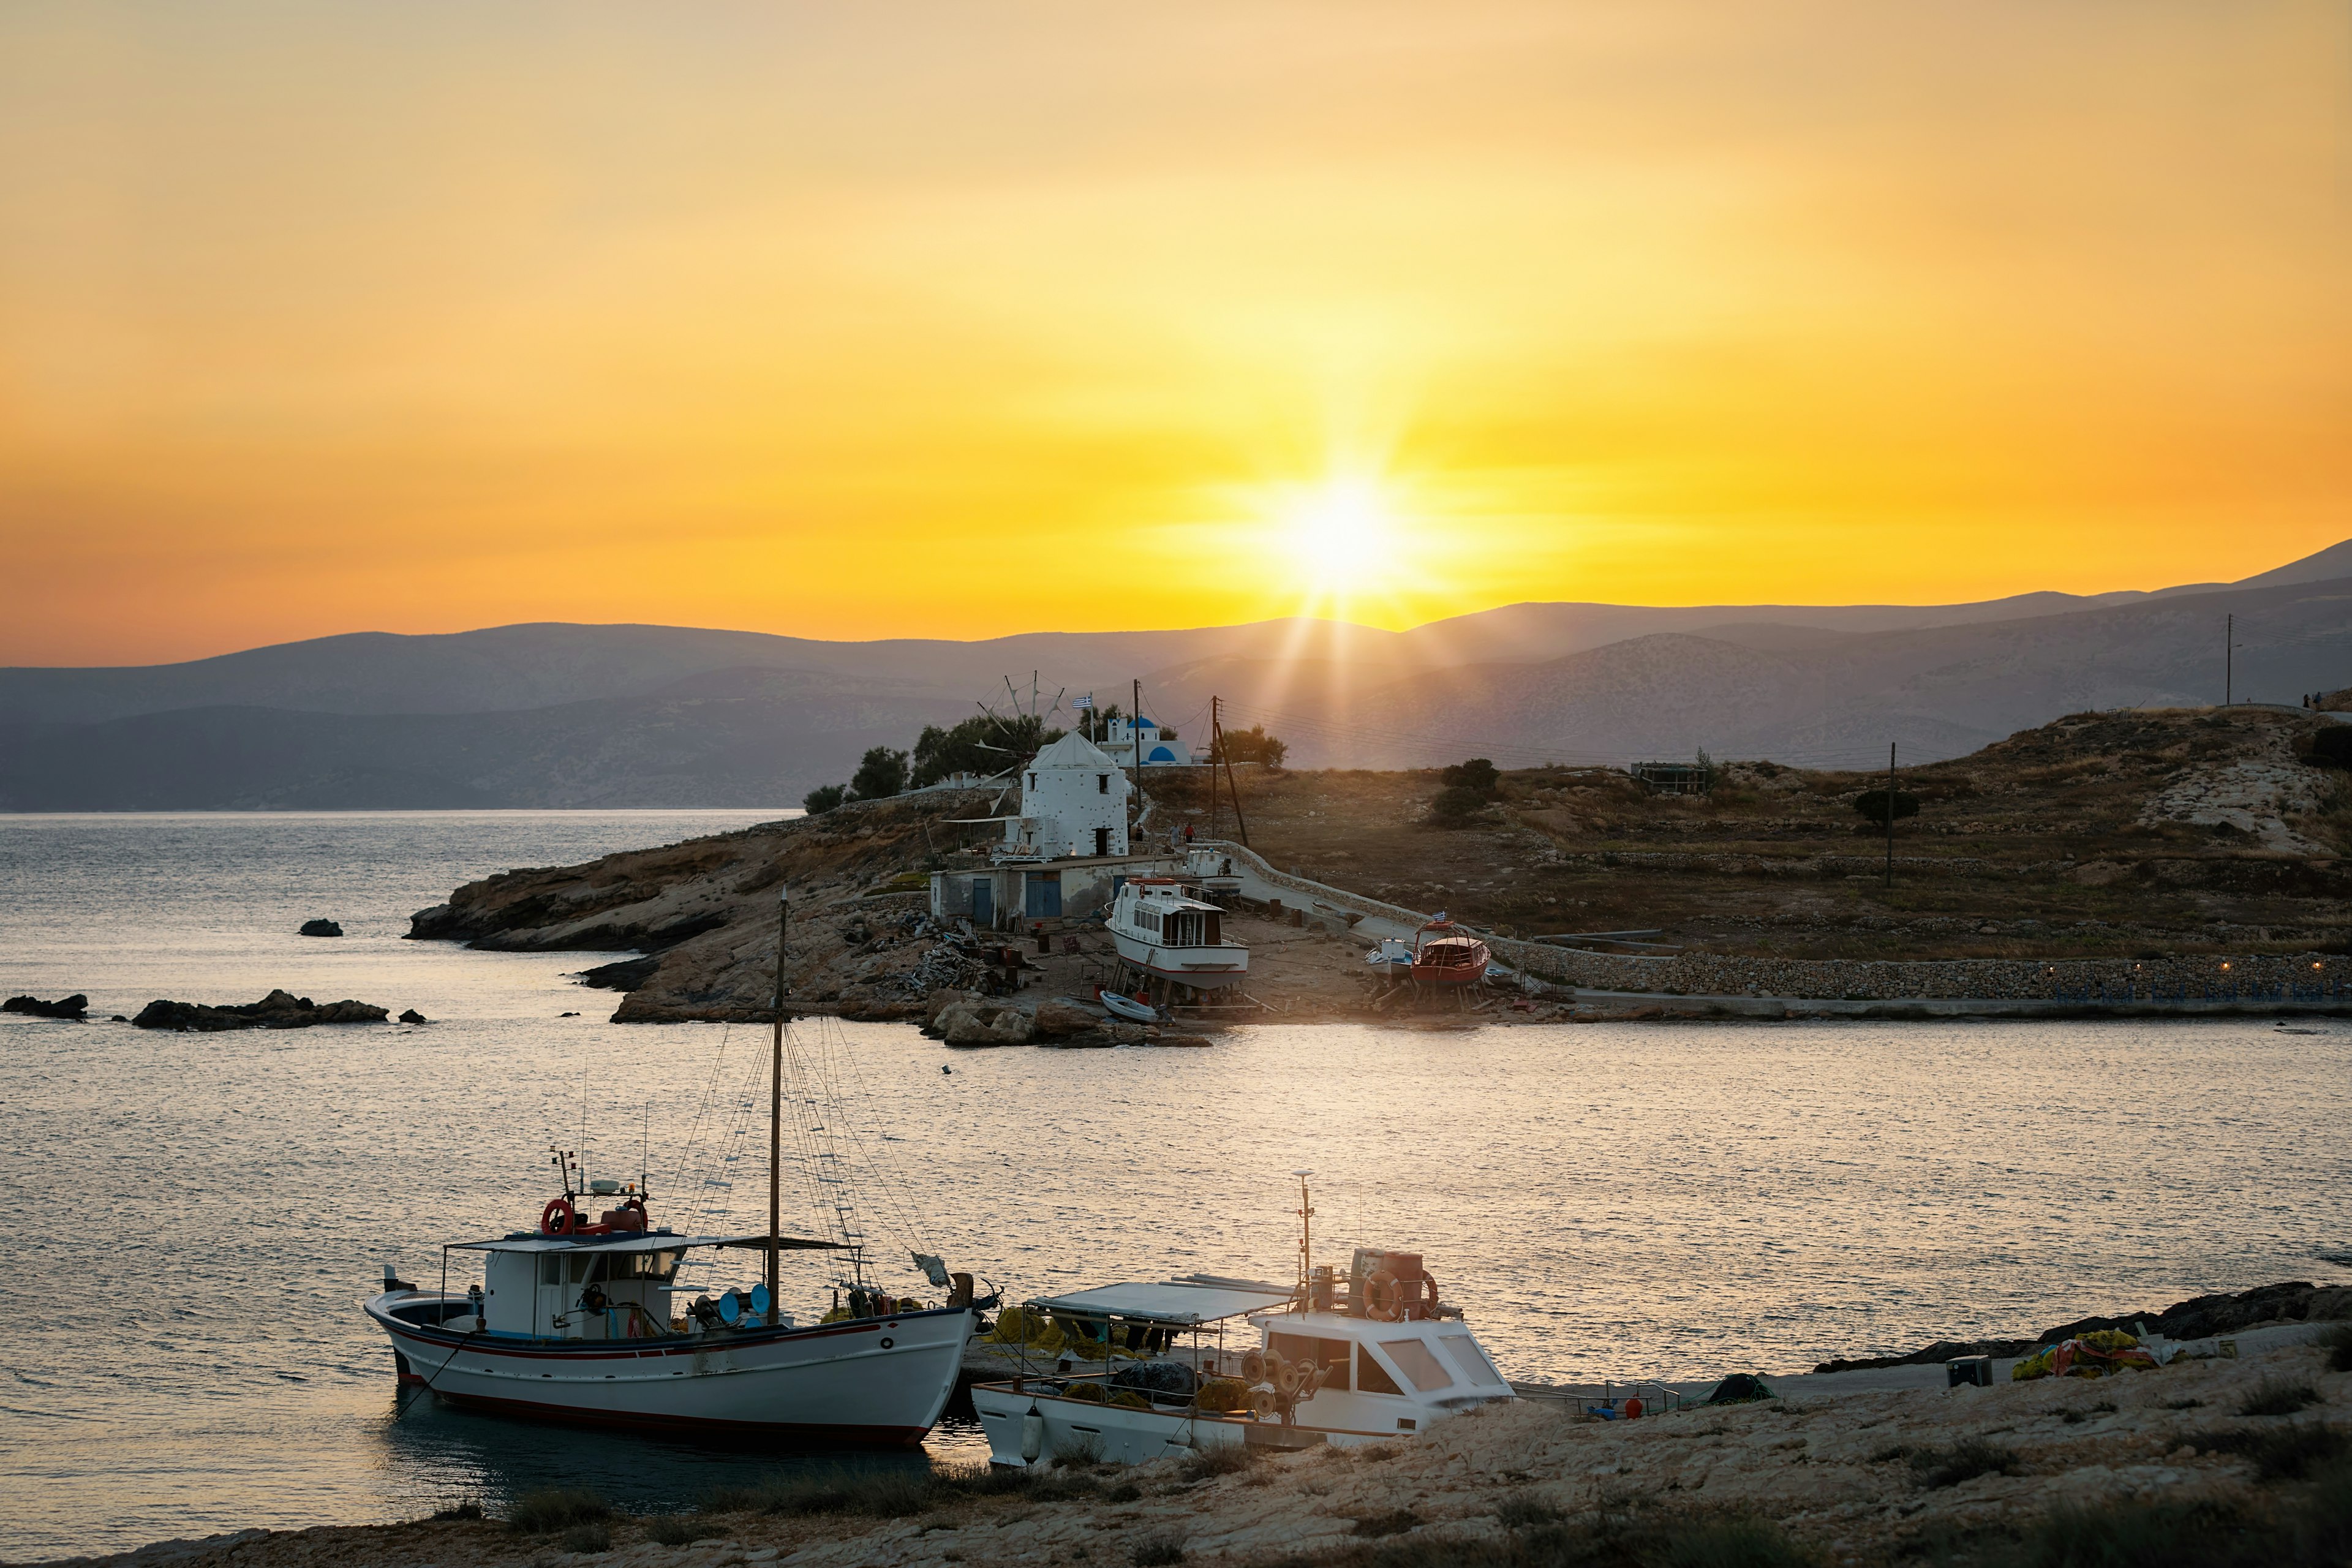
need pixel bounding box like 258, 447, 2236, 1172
1293, 1168, 1314, 1297
768, 884, 790, 1326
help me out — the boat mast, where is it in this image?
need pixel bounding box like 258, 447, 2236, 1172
769, 884, 788, 1325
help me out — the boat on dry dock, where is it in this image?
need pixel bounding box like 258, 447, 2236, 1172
1107, 877, 1249, 994
1408, 916, 1491, 990
971, 1180, 1513, 1466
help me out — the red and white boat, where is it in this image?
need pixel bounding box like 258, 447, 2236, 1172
1409, 916, 1490, 989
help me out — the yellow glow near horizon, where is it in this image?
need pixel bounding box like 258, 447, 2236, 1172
0, 3, 2347, 665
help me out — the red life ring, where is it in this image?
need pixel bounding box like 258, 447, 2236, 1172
541, 1197, 577, 1235
1364, 1271, 1402, 1322
1421, 1271, 1442, 1317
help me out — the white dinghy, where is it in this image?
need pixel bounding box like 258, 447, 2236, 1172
365, 888, 988, 1445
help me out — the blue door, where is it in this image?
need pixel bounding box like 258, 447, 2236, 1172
971, 878, 993, 924
1025, 872, 1063, 919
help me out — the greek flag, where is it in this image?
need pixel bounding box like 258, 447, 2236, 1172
1072, 693, 1094, 710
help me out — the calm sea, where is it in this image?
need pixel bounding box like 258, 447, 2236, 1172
2, 812, 2348, 1559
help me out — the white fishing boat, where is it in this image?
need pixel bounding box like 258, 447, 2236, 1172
971, 1178, 1513, 1466
1107, 878, 1248, 989
365, 888, 987, 1444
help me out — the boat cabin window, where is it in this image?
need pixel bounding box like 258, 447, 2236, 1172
1356, 1346, 1404, 1396
1436, 1333, 1507, 1387
537, 1249, 680, 1287
1267, 1332, 1351, 1392
1376, 1338, 1455, 1392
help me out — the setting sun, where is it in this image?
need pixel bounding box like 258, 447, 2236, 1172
1278, 476, 1402, 601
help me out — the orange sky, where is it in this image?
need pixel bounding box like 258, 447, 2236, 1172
1, 2, 2347, 666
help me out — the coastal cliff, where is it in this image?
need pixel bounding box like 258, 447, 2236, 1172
407, 790, 995, 1022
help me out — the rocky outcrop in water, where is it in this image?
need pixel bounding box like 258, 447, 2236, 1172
4, 993, 88, 1019
298, 919, 344, 937
132, 990, 390, 1032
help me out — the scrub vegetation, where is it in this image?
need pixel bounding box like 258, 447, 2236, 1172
1142, 707, 2352, 962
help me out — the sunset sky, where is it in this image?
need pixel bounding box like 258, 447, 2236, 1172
1, 2, 2346, 666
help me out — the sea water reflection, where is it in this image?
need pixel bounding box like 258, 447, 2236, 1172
2, 813, 2348, 1557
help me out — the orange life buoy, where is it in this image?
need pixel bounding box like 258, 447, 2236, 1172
1364, 1271, 1402, 1322
1422, 1271, 1441, 1316
541, 1197, 577, 1235
1624, 1396, 1644, 1419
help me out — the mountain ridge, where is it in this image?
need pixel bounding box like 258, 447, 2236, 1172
2, 543, 2346, 807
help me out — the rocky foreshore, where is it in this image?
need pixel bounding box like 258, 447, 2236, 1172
35, 1322, 2350, 1568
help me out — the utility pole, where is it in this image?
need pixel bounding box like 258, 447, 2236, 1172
767, 885, 788, 1326
1883, 743, 1896, 891
1215, 698, 1251, 847
2225, 614, 2233, 706
1208, 695, 1221, 840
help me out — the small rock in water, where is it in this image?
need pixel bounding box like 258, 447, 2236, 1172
298, 919, 344, 938
4, 993, 89, 1020
132, 990, 390, 1031
398, 1008, 428, 1025
559, 1011, 581, 1018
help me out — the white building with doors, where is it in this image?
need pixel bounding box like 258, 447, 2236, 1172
929, 731, 1184, 930
1000, 731, 1131, 861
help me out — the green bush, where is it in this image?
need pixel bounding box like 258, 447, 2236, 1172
644, 1514, 726, 1546
1496, 1494, 1566, 1529
429, 1502, 483, 1522
1131, 1536, 1187, 1567
803, 783, 847, 815
558, 1521, 612, 1555
506, 1489, 611, 1534
1176, 1443, 1256, 1483
2237, 1378, 2320, 1417
850, 747, 908, 800
1431, 786, 1490, 823
1852, 788, 1920, 826
1351, 1510, 1420, 1538
2326, 1323, 2352, 1373
2190, 1422, 2346, 1480
2312, 728, 2352, 769
1907, 1439, 2022, 1488
1213, 725, 1288, 769
1441, 758, 1501, 793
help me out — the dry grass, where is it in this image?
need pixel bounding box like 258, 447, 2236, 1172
1156, 709, 2352, 962
505, 1489, 611, 1535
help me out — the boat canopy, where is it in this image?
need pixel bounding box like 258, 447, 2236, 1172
1028, 1276, 1294, 1326
447, 1231, 845, 1255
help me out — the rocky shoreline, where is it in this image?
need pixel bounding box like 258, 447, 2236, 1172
396, 790, 2352, 1028
31, 1317, 2350, 1568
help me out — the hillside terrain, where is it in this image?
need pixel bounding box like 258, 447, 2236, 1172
4, 547, 2349, 807
404, 706, 2351, 1022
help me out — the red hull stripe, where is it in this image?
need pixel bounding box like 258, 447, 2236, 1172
380, 1306, 963, 1363
433, 1389, 928, 1445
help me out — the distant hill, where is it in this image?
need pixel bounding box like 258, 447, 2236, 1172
2, 543, 2346, 807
